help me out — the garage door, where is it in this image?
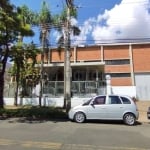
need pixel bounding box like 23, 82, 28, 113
135, 73, 150, 100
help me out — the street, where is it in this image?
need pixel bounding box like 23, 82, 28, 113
0, 118, 150, 150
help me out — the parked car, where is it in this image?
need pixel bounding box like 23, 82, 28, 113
68, 94, 139, 125
147, 107, 150, 119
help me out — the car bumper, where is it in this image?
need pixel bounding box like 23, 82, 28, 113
68, 109, 74, 120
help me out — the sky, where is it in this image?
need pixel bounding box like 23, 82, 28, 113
10, 0, 150, 46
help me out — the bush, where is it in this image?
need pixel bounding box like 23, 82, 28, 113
0, 106, 68, 120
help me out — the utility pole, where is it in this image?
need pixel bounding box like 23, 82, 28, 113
64, 0, 73, 112
39, 28, 46, 107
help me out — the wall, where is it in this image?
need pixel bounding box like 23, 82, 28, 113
132, 44, 150, 72
4, 86, 137, 107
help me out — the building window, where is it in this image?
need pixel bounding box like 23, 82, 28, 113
108, 73, 131, 78
105, 59, 130, 65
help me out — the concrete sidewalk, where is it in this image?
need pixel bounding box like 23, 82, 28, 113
137, 101, 150, 123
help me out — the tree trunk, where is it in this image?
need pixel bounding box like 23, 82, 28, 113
0, 48, 8, 108
14, 65, 20, 106
0, 73, 4, 108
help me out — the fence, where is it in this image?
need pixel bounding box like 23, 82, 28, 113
4, 81, 106, 98
43, 81, 106, 97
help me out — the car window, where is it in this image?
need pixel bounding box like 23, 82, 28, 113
109, 96, 122, 104
120, 96, 131, 104
93, 96, 106, 105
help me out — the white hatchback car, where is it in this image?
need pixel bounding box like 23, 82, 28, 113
68, 94, 139, 125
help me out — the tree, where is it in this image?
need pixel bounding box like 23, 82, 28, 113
0, 0, 21, 108
0, 1, 37, 108
9, 42, 40, 105
36, 1, 53, 107
53, 2, 80, 49
53, 0, 80, 110
11, 5, 36, 106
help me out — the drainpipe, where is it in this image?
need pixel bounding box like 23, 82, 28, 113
100, 45, 104, 62
129, 44, 135, 86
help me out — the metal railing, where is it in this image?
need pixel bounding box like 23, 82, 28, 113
43, 81, 106, 97
4, 81, 106, 98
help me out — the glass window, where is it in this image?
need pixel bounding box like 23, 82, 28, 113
120, 96, 131, 104
109, 96, 122, 104
93, 96, 106, 105
108, 73, 131, 78
105, 59, 130, 65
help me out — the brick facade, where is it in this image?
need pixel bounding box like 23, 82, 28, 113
37, 43, 150, 86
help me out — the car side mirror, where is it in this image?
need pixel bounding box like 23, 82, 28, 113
91, 101, 95, 106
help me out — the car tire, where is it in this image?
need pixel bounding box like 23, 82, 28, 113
74, 112, 86, 123
123, 113, 135, 126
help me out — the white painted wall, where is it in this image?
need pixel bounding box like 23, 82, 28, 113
111, 86, 136, 98
4, 86, 137, 107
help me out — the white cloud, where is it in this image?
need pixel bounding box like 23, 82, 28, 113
72, 18, 95, 45
73, 0, 150, 44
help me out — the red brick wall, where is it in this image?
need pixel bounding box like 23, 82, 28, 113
133, 44, 150, 72
103, 45, 131, 86
104, 45, 129, 60
76, 46, 101, 61
111, 77, 132, 86
36, 43, 150, 86
51, 49, 65, 62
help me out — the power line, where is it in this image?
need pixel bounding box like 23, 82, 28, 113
75, 0, 149, 9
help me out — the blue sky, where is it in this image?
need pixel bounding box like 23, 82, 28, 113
10, 0, 150, 46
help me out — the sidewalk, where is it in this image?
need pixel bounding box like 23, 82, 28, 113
136, 101, 150, 123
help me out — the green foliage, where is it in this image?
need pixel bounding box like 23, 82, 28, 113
0, 107, 67, 120
53, 5, 80, 49
38, 1, 52, 24
9, 43, 40, 98
17, 5, 38, 26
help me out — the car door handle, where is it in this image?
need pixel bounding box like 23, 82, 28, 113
120, 107, 124, 108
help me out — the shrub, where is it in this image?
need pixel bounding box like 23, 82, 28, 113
0, 106, 67, 120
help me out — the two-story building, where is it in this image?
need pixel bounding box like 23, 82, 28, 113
36, 42, 150, 101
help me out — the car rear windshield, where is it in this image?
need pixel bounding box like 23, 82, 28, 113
120, 96, 131, 104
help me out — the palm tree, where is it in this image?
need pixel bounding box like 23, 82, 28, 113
53, 0, 80, 110
36, 1, 52, 106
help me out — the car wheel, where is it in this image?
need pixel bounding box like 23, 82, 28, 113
123, 113, 135, 126
74, 112, 86, 123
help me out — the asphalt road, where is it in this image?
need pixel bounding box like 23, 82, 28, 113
0, 118, 150, 150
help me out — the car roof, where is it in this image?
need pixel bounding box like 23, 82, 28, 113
95, 94, 131, 98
